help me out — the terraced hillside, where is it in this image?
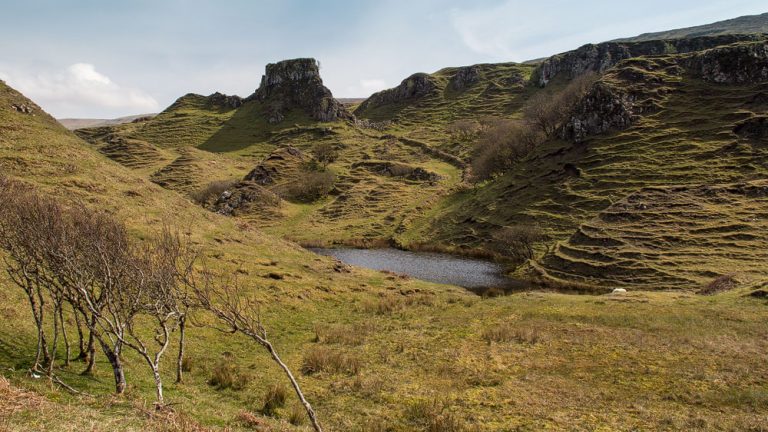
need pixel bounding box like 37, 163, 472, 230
412, 39, 768, 289
76, 61, 464, 247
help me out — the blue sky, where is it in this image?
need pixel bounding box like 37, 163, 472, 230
0, 0, 765, 118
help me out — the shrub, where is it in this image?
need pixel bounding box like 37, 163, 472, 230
301, 347, 361, 376
312, 142, 339, 168
470, 119, 542, 182
190, 179, 238, 204
698, 274, 738, 295
493, 225, 544, 263
523, 72, 598, 137
208, 356, 249, 390
261, 383, 288, 416
281, 170, 336, 202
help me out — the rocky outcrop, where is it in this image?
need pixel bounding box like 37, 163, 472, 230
248, 58, 351, 124
532, 34, 763, 86
449, 66, 480, 91
355, 73, 438, 113
213, 182, 281, 216
734, 116, 768, 140
682, 41, 768, 84
206, 92, 243, 109
243, 146, 306, 185
560, 82, 635, 143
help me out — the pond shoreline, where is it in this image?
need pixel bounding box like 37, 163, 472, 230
310, 246, 528, 294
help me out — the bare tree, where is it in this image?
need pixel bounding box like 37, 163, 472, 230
0, 179, 58, 373
523, 72, 598, 137
470, 119, 543, 182
191, 272, 323, 432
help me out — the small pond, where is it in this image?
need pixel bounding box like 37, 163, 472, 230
311, 247, 522, 291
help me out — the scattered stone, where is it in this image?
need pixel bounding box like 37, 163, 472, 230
11, 103, 34, 114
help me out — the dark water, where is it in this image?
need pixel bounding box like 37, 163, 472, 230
311, 247, 519, 290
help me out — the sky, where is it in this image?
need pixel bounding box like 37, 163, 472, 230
0, 0, 765, 118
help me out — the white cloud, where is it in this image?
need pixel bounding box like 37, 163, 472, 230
344, 78, 389, 98
0, 63, 159, 118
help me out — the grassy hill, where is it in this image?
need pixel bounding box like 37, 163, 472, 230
2, 35, 768, 431
614, 12, 768, 42
57, 113, 157, 130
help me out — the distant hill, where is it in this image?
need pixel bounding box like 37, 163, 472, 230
614, 12, 768, 42
57, 113, 157, 130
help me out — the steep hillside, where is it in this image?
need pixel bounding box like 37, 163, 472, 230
413, 38, 768, 289
615, 12, 768, 42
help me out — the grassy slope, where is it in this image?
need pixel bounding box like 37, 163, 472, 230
78, 90, 464, 247
355, 63, 537, 159
614, 12, 768, 42
406, 47, 768, 289
3, 77, 768, 431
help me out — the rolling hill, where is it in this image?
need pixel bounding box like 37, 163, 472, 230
614, 11, 768, 42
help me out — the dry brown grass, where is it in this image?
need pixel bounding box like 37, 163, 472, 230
208, 355, 250, 390
314, 322, 372, 346
261, 383, 288, 416
481, 323, 541, 344
301, 346, 361, 376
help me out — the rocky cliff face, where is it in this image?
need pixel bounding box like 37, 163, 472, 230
682, 41, 768, 84
560, 82, 635, 143
249, 58, 351, 124
355, 73, 438, 113
532, 34, 763, 86
449, 66, 480, 91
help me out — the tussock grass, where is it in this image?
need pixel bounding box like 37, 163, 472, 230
301, 347, 361, 376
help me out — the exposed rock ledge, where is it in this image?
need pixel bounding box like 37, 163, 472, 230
248, 58, 351, 124
355, 73, 439, 113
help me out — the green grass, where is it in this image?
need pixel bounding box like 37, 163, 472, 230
3, 38, 768, 430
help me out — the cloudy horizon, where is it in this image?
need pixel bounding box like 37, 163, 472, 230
1, 0, 765, 118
